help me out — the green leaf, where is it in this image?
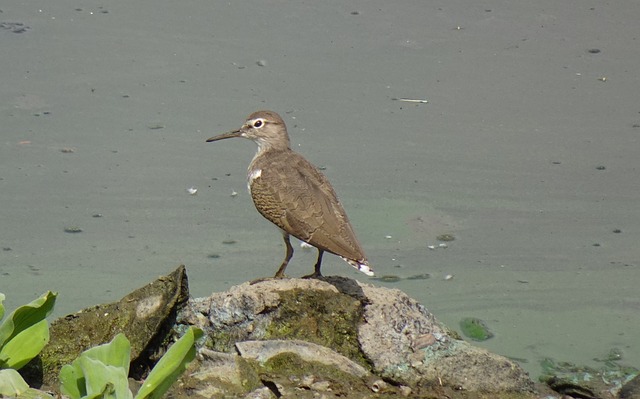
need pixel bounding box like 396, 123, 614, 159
0, 291, 56, 350
78, 356, 132, 399
79, 333, 131, 373
0, 319, 49, 369
135, 327, 203, 399
0, 293, 5, 321
0, 368, 29, 396
59, 334, 132, 399
59, 363, 85, 399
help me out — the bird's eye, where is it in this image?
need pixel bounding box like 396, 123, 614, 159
253, 119, 264, 128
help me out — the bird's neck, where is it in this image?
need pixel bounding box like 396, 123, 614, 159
254, 137, 290, 156
249, 142, 289, 170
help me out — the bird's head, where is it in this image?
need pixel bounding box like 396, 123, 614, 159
207, 110, 291, 152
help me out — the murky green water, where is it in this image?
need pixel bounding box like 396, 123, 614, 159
2, 0, 639, 380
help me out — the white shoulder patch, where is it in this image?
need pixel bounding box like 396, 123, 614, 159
249, 168, 262, 182
248, 168, 262, 192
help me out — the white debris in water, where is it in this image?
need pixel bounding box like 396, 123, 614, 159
187, 186, 198, 195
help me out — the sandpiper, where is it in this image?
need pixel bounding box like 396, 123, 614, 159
206, 110, 374, 278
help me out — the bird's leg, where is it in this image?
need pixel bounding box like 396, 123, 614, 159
303, 249, 324, 279
273, 233, 294, 279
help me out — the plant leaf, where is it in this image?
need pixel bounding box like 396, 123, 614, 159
0, 319, 49, 369
59, 363, 85, 399
0, 368, 29, 396
59, 333, 133, 399
79, 356, 132, 399
79, 333, 131, 373
0, 293, 5, 321
0, 291, 56, 350
135, 327, 203, 399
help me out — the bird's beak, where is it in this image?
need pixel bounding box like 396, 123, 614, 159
206, 129, 243, 142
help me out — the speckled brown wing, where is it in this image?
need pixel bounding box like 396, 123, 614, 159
248, 149, 367, 264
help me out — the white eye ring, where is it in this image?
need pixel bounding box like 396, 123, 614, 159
253, 118, 265, 128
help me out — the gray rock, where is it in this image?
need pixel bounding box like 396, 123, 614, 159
242, 387, 277, 399
620, 374, 640, 399
235, 339, 371, 379
19, 265, 544, 398
177, 276, 535, 396
357, 281, 532, 391
179, 348, 262, 397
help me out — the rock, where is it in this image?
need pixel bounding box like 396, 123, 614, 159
177, 276, 536, 397
26, 265, 189, 387
354, 278, 531, 391
181, 277, 369, 366
235, 340, 371, 379
540, 356, 639, 399
620, 374, 640, 399
24, 267, 542, 398
173, 348, 262, 397
242, 387, 277, 399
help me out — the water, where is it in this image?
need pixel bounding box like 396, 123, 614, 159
2, 0, 639, 380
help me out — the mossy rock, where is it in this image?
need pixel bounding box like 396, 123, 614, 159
264, 288, 369, 368
24, 265, 189, 388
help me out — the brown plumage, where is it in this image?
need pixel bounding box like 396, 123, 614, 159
206, 110, 374, 278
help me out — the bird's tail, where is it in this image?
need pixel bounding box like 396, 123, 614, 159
341, 257, 375, 277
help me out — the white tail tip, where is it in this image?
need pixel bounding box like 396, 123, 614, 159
342, 257, 375, 277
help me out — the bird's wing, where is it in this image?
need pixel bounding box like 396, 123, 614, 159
249, 150, 367, 263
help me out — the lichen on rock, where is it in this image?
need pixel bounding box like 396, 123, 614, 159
177, 275, 536, 396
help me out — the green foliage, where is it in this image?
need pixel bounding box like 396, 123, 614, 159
0, 291, 57, 396
0, 369, 29, 396
59, 334, 132, 399
60, 327, 203, 399
136, 326, 203, 399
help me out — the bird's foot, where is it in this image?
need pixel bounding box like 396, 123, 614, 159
301, 271, 323, 279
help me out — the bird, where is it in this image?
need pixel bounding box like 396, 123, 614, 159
206, 110, 374, 279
